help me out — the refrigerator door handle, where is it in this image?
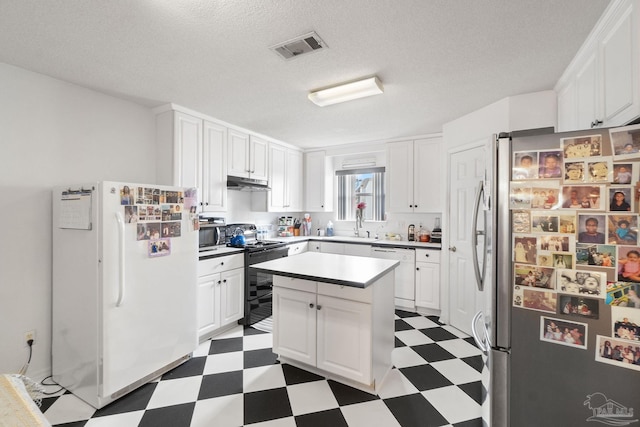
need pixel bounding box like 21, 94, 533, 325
471, 311, 491, 355
115, 212, 126, 307
471, 181, 488, 291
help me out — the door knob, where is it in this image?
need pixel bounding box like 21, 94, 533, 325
449, 246, 457, 252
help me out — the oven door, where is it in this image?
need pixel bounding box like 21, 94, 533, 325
245, 246, 288, 325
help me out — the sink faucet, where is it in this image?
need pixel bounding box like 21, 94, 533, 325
366, 230, 370, 238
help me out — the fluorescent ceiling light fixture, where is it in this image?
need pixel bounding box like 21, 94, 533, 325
308, 76, 383, 107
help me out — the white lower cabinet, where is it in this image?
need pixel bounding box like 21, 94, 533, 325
313, 241, 372, 257
273, 275, 388, 390
272, 285, 317, 366
319, 241, 344, 254
316, 293, 372, 383
197, 254, 244, 339
415, 249, 441, 310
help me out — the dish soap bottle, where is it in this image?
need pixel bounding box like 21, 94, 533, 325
326, 221, 334, 237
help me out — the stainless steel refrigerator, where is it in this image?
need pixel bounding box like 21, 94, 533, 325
472, 125, 640, 426
52, 181, 198, 409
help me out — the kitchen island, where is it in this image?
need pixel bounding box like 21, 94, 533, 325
251, 252, 399, 394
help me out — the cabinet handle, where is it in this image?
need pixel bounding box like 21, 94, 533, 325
200, 202, 203, 206
220, 262, 224, 266
424, 253, 429, 257
409, 204, 413, 208
416, 267, 420, 271
590, 119, 603, 128
414, 205, 417, 208
217, 280, 221, 284
317, 305, 322, 310
309, 303, 314, 309
205, 202, 209, 206
321, 205, 324, 208
223, 279, 227, 283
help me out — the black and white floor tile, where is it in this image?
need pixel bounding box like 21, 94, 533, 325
41, 310, 483, 427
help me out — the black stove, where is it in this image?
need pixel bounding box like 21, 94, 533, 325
226, 223, 288, 326
227, 240, 287, 251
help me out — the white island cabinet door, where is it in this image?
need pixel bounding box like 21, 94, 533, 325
316, 294, 372, 384
273, 286, 317, 366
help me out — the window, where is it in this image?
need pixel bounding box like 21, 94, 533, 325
336, 167, 385, 222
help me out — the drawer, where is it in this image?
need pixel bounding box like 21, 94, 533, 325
317, 282, 373, 304
287, 242, 308, 256
274, 276, 317, 293
198, 253, 244, 276
415, 249, 440, 263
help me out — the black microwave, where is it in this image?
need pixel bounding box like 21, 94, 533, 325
199, 216, 226, 250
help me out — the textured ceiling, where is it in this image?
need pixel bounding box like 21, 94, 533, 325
0, 0, 610, 148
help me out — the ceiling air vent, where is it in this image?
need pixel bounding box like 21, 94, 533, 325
270, 32, 326, 60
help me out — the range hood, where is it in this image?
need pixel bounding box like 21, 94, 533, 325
227, 175, 270, 191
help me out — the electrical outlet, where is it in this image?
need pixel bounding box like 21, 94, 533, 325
24, 330, 36, 346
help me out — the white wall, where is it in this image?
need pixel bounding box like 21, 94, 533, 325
0, 63, 157, 379
439, 90, 557, 325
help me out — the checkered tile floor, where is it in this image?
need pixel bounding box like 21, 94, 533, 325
41, 310, 483, 426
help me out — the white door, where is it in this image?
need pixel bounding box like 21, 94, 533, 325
448, 143, 486, 334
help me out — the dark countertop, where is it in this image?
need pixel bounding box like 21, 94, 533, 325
278, 235, 442, 250
250, 252, 400, 288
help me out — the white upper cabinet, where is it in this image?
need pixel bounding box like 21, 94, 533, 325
156, 110, 202, 189
287, 148, 303, 211
202, 121, 227, 211
267, 143, 302, 212
250, 136, 269, 182
156, 109, 227, 212
227, 129, 250, 178
556, 0, 640, 131
386, 140, 413, 213
304, 151, 333, 212
227, 130, 268, 181
387, 137, 443, 213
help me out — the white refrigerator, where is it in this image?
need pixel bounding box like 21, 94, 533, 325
52, 181, 198, 409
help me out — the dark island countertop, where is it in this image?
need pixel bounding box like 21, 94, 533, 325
250, 252, 399, 288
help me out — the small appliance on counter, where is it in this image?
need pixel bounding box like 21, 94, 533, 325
198, 216, 226, 250
418, 224, 431, 242
431, 217, 442, 243
407, 224, 415, 241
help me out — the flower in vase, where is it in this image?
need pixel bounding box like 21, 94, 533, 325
356, 202, 366, 227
